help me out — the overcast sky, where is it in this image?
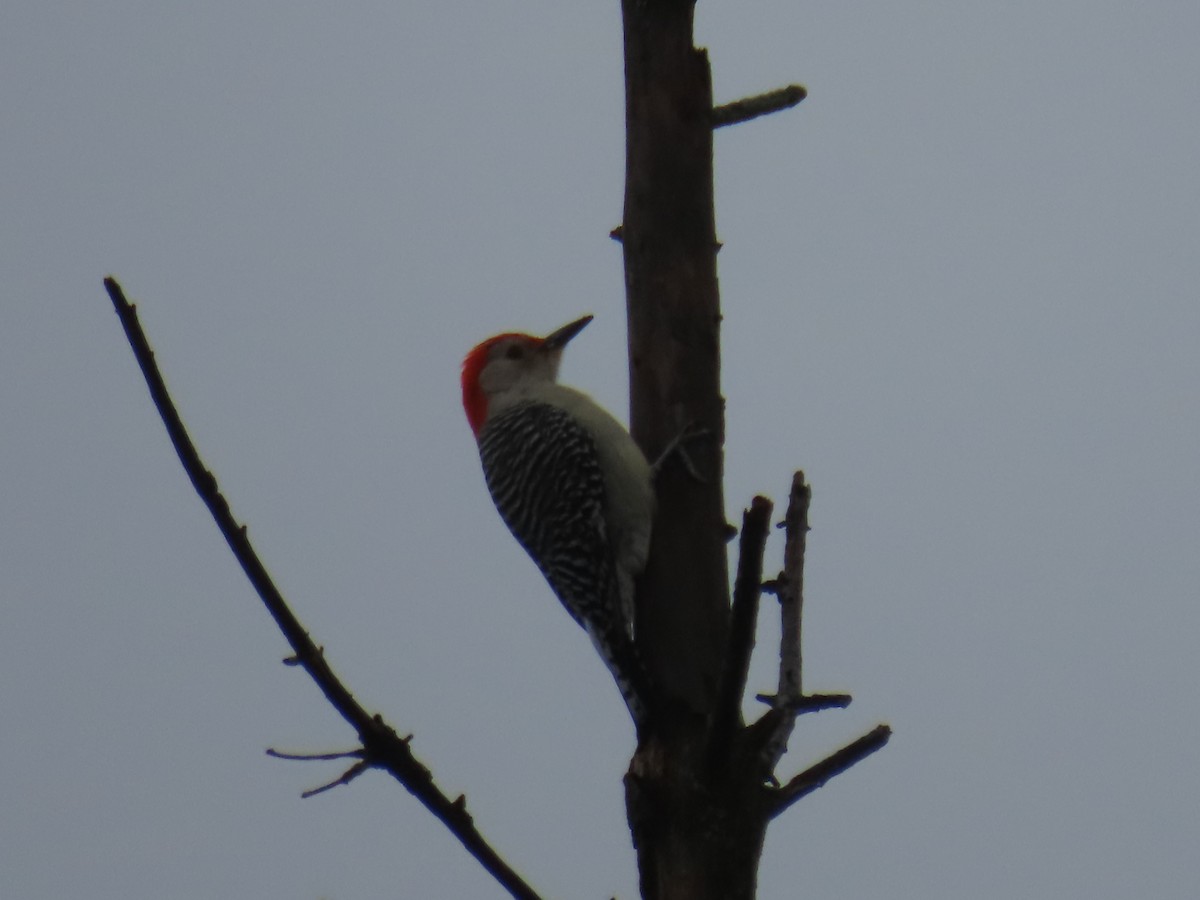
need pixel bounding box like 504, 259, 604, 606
4, 2, 1199, 898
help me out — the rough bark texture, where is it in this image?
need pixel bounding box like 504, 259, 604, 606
622, 0, 728, 716
621, 2, 767, 898
626, 738, 769, 900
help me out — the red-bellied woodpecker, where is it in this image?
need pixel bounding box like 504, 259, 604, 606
461, 315, 655, 728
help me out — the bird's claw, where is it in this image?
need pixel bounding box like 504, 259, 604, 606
652, 421, 712, 483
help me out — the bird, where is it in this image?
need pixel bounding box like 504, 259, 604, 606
461, 315, 655, 729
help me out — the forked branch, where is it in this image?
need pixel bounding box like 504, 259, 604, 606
752, 472, 815, 771
748, 473, 889, 794
104, 277, 544, 900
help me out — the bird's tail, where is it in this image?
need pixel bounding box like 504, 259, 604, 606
585, 619, 656, 735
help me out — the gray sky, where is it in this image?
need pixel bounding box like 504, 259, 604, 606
4, 2, 1199, 898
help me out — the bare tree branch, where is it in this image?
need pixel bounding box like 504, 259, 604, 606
753, 692, 853, 713
301, 759, 373, 798
751, 472, 812, 772
764, 725, 892, 820
266, 748, 364, 763
712, 84, 807, 128
778, 472, 810, 701
705, 496, 773, 776
104, 276, 545, 900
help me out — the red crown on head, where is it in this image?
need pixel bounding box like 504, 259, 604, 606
461, 333, 541, 436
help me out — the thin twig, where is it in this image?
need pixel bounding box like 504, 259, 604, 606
266, 748, 364, 762
752, 692, 852, 713
104, 277, 545, 900
705, 496, 773, 776
764, 725, 892, 820
302, 760, 372, 798
713, 84, 807, 128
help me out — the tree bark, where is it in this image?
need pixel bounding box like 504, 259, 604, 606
620, 2, 768, 898
622, 0, 728, 718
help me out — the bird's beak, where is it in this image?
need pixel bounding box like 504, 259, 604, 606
541, 315, 593, 352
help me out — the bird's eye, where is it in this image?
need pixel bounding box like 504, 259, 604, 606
505, 344, 525, 360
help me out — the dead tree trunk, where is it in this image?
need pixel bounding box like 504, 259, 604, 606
620, 3, 889, 898
620, 2, 759, 896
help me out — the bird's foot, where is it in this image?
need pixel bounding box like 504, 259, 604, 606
651, 421, 712, 483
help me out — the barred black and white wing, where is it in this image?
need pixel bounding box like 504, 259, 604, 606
477, 400, 652, 727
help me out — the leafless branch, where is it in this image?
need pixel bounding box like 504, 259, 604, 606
764, 725, 892, 819
266, 748, 364, 763
104, 277, 545, 900
749, 472, 812, 772
753, 692, 852, 713
301, 759, 373, 798
705, 496, 773, 775
712, 84, 807, 128
777, 472, 810, 701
